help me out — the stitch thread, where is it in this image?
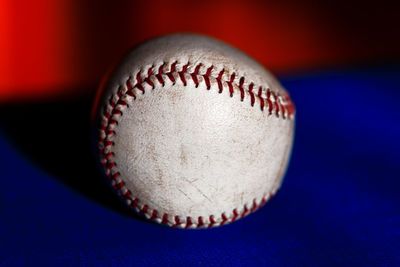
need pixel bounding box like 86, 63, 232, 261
98, 61, 295, 228
203, 66, 213, 89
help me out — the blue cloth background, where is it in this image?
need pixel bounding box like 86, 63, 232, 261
1, 67, 399, 265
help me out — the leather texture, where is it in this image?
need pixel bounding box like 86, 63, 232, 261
95, 34, 295, 228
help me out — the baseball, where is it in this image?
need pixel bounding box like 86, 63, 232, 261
93, 34, 295, 228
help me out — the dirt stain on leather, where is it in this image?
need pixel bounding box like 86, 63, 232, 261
179, 144, 188, 165
167, 86, 184, 105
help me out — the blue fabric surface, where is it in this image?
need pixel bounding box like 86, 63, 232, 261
1, 67, 399, 266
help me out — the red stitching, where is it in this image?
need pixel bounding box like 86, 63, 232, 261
231, 209, 239, 222
140, 205, 148, 215
103, 140, 114, 147
185, 217, 193, 229
161, 214, 169, 225
134, 71, 145, 93
258, 87, 264, 111
104, 152, 114, 159
266, 90, 273, 114
191, 64, 201, 88
111, 172, 120, 180
248, 82, 255, 106
241, 205, 249, 218
178, 63, 190, 86
132, 198, 139, 208
108, 119, 118, 126
144, 66, 155, 89
126, 77, 136, 99
228, 73, 236, 98
166, 61, 177, 83
122, 190, 131, 199
260, 196, 267, 206
271, 91, 280, 117
203, 66, 213, 89
155, 64, 165, 87
220, 213, 228, 226
105, 130, 115, 136
113, 110, 122, 116
150, 210, 158, 220
126, 77, 133, 90
208, 216, 216, 228
280, 103, 286, 119
104, 111, 111, 120
106, 162, 116, 169
116, 89, 122, 98
197, 217, 204, 228
173, 216, 181, 228
250, 199, 258, 212
286, 97, 295, 118
217, 69, 224, 93
98, 61, 295, 228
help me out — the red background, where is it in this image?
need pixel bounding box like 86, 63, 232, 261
1, 0, 399, 101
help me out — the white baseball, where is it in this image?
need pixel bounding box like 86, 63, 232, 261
94, 34, 295, 228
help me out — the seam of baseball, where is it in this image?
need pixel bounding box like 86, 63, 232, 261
98, 61, 295, 228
